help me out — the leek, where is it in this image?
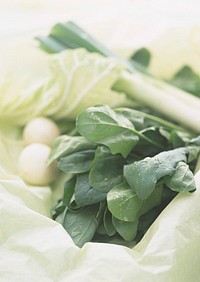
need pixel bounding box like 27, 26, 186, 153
36, 21, 200, 133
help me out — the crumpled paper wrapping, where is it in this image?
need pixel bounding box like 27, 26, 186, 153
1, 162, 200, 281
1, 1, 200, 281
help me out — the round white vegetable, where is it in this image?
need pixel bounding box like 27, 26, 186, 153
18, 143, 58, 186
23, 117, 60, 146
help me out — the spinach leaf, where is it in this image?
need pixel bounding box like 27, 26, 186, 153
52, 200, 65, 220
112, 217, 138, 241
92, 145, 112, 163
164, 161, 196, 192
52, 177, 75, 219
169, 65, 200, 97
103, 208, 116, 236
58, 149, 95, 173
50, 103, 198, 248
76, 105, 139, 157
115, 108, 145, 130
187, 145, 200, 163
48, 135, 96, 164
62, 177, 76, 206
63, 204, 99, 247
136, 205, 163, 241
170, 131, 192, 148
89, 155, 126, 193
124, 147, 188, 200
138, 182, 163, 216
75, 173, 106, 206
107, 181, 142, 222
133, 127, 169, 157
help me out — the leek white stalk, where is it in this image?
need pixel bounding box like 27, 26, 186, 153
114, 71, 200, 132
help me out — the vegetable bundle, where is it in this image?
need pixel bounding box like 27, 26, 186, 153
37, 21, 200, 133
49, 105, 199, 247
34, 21, 200, 248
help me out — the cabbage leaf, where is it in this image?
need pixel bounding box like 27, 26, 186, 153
0, 49, 129, 126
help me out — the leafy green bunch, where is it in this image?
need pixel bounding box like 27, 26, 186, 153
49, 105, 199, 247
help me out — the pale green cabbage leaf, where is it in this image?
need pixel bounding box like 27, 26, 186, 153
0, 49, 129, 126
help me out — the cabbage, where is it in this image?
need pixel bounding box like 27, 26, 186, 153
0, 49, 129, 126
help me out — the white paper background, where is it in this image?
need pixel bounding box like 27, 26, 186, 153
1, 0, 200, 77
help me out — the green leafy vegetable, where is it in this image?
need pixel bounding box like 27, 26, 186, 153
36, 20, 200, 248
107, 181, 142, 222
58, 149, 95, 173
52, 177, 75, 220
76, 105, 166, 158
62, 204, 99, 247
124, 148, 188, 200
169, 65, 200, 97
89, 155, 126, 193
51, 105, 198, 247
75, 173, 106, 206
112, 217, 138, 241
103, 208, 116, 236
76, 105, 140, 157
48, 135, 97, 164
164, 161, 196, 192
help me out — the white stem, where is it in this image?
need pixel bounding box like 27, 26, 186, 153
114, 71, 200, 133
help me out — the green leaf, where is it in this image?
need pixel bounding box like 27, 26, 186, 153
130, 48, 151, 68
37, 21, 116, 57
92, 145, 111, 163
186, 145, 200, 163
170, 131, 192, 148
76, 105, 139, 157
51, 177, 76, 220
54, 211, 65, 224
115, 108, 145, 130
107, 182, 142, 222
62, 177, 76, 206
48, 135, 97, 164
164, 161, 196, 192
63, 204, 99, 247
52, 200, 66, 220
115, 107, 184, 132
74, 173, 106, 206
112, 217, 138, 241
36, 34, 67, 53
103, 208, 116, 236
133, 127, 169, 157
124, 147, 188, 200
89, 155, 126, 193
58, 149, 95, 173
137, 205, 163, 240
36, 21, 135, 73
169, 65, 200, 97
186, 136, 200, 163
138, 182, 163, 216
